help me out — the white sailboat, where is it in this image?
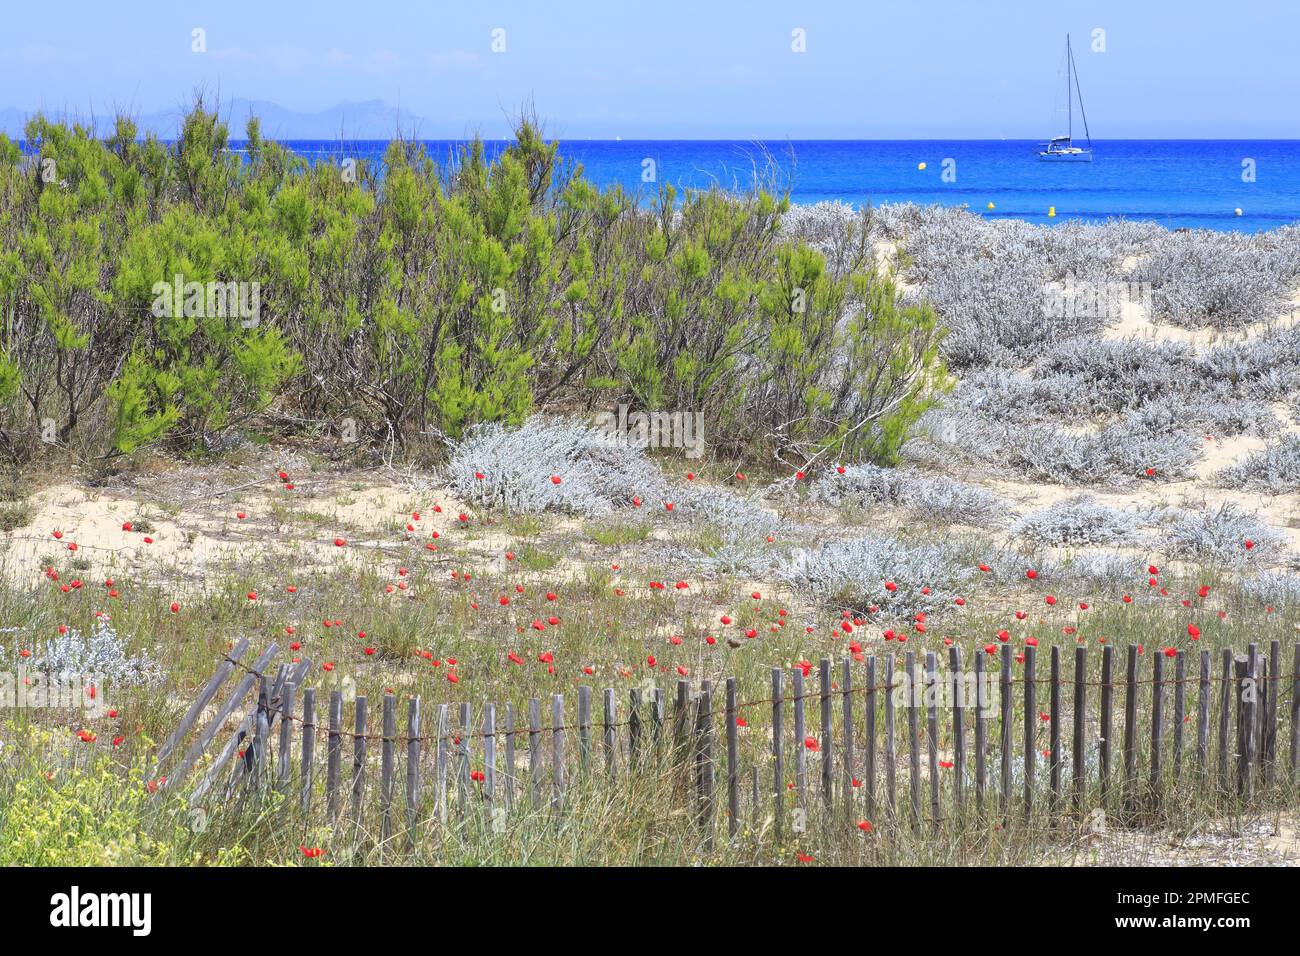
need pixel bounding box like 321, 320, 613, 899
1037, 35, 1093, 162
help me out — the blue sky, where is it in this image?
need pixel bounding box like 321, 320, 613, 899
3, 0, 1297, 138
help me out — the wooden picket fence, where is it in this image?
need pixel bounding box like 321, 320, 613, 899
153, 639, 1300, 841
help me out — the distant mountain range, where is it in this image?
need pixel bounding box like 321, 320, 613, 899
0, 99, 436, 140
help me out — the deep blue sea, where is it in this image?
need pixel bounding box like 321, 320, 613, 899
254, 139, 1297, 233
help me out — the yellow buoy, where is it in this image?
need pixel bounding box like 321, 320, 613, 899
986, 201, 995, 210
1048, 206, 1056, 218
917, 162, 926, 171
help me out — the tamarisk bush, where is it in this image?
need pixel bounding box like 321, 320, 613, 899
0, 105, 947, 466
1010, 495, 1154, 547
1163, 502, 1282, 566
1216, 433, 1300, 493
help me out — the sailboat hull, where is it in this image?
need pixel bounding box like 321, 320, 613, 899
1037, 151, 1093, 162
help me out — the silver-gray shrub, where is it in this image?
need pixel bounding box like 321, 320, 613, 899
6, 618, 165, 687
446, 416, 666, 516
1131, 229, 1299, 329
1215, 433, 1300, 494
1010, 496, 1154, 547
811, 463, 1005, 527
1163, 502, 1282, 565
783, 533, 975, 618
1240, 571, 1300, 609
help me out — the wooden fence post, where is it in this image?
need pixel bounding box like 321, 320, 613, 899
301, 687, 316, 812
1239, 646, 1258, 802
865, 656, 878, 821
819, 657, 833, 815
772, 668, 784, 837
1099, 645, 1113, 804
1150, 651, 1164, 811
503, 703, 515, 811
841, 657, 854, 822
577, 685, 592, 776
999, 644, 1013, 816
793, 668, 808, 815
484, 702, 497, 817
1196, 650, 1211, 778
697, 680, 716, 849
1291, 644, 1300, 785
674, 680, 690, 761
1218, 649, 1233, 795
950, 646, 964, 814
457, 702, 472, 814
1023, 645, 1036, 819
351, 695, 368, 824
1048, 646, 1061, 813
406, 697, 420, 829
1265, 640, 1280, 789
327, 690, 342, 818
630, 688, 643, 769
603, 688, 616, 777
552, 694, 566, 811
1072, 646, 1085, 811
551, 691, 566, 811
925, 651, 940, 829
906, 651, 921, 825
726, 677, 739, 838
1122, 646, 1138, 816
380, 694, 396, 844
973, 649, 986, 812
528, 698, 541, 809
884, 654, 897, 818
1173, 650, 1186, 782
436, 704, 450, 824
278, 682, 295, 791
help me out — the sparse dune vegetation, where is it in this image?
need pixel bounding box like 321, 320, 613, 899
2, 109, 1300, 870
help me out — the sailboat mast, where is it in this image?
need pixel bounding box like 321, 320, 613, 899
1068, 35, 1092, 147
1067, 35, 1072, 141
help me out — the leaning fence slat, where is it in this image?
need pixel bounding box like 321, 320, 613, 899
154, 637, 250, 777
301, 688, 316, 811
170, 643, 279, 788
772, 668, 784, 837
277, 682, 295, 791
674, 680, 690, 761
457, 702, 472, 815
726, 677, 739, 837
252, 677, 270, 785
